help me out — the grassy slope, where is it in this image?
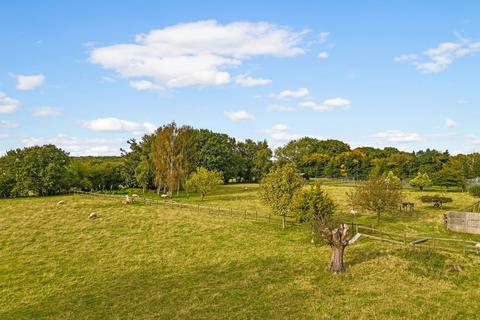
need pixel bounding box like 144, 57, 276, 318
1, 184, 480, 319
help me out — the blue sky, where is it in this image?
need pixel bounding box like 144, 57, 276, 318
1, 0, 479, 155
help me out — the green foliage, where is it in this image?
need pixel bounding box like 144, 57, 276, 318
292, 182, 336, 223
259, 164, 304, 228
384, 170, 402, 188
0, 145, 70, 197
347, 176, 403, 223
433, 166, 466, 190
409, 172, 432, 191
69, 156, 123, 191
185, 167, 223, 200
468, 184, 480, 197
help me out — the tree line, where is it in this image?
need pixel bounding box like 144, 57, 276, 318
1, 122, 480, 197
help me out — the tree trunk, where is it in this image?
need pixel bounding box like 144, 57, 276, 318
376, 210, 381, 224
282, 214, 286, 229
330, 245, 345, 273
322, 224, 350, 273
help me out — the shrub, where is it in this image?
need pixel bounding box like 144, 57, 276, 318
420, 195, 453, 208
469, 185, 480, 198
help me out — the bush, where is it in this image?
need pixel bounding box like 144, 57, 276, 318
420, 195, 453, 208
469, 185, 480, 198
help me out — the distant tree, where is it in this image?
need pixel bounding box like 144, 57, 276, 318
186, 167, 223, 200
0, 145, 70, 197
348, 176, 403, 224
135, 155, 154, 193
384, 170, 402, 188
433, 166, 466, 190
409, 172, 432, 191
189, 129, 242, 182
152, 123, 192, 196
259, 164, 304, 229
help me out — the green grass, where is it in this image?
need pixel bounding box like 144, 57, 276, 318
1, 183, 480, 319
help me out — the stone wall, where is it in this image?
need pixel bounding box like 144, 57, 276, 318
447, 211, 480, 234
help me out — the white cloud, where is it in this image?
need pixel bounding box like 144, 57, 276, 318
263, 124, 302, 143
11, 73, 45, 90
470, 135, 480, 145
82, 117, 156, 134
271, 87, 309, 99
21, 134, 125, 156
445, 118, 458, 127
90, 20, 308, 88
371, 130, 423, 143
318, 32, 330, 43
0, 120, 19, 128
317, 51, 329, 59
224, 110, 255, 122
395, 36, 480, 73
0, 91, 20, 113
393, 54, 417, 62
32, 106, 62, 117
299, 97, 351, 111
129, 80, 162, 90
235, 74, 271, 87
267, 104, 295, 112
0, 133, 8, 140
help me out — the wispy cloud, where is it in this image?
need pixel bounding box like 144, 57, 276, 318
270, 87, 309, 99
82, 117, 156, 134
32, 106, 62, 117
10, 73, 45, 90
299, 97, 351, 112
0, 91, 20, 113
224, 110, 255, 122
395, 35, 480, 73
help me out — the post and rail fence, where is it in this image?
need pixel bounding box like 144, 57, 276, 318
72, 191, 479, 254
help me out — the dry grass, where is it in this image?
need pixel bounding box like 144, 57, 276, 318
1, 184, 480, 319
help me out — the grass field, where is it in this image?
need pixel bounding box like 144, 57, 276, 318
2, 182, 480, 319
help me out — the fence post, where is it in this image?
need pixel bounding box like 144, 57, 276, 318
269, 212, 271, 223
230, 208, 233, 217
245, 210, 247, 219
404, 233, 407, 246
255, 210, 258, 221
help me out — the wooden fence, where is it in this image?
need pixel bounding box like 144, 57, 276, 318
349, 223, 479, 254
72, 191, 296, 226
72, 191, 479, 254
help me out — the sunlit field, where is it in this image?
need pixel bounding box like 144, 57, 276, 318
2, 182, 480, 319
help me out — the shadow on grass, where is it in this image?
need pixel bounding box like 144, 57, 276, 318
0, 256, 314, 320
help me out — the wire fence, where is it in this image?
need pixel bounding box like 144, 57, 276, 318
72, 190, 297, 226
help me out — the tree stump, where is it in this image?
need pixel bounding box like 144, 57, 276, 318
322, 224, 350, 273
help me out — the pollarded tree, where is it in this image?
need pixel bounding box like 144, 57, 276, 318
259, 164, 304, 229
409, 172, 432, 191
348, 176, 403, 224
186, 167, 223, 200
292, 183, 351, 273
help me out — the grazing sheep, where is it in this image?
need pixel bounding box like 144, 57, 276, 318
476, 243, 480, 254
350, 209, 358, 217
88, 212, 97, 220
161, 194, 169, 199
57, 200, 65, 205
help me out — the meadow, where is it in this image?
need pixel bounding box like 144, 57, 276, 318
1, 182, 480, 319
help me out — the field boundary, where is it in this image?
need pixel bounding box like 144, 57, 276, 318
349, 223, 479, 254
72, 190, 296, 226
